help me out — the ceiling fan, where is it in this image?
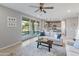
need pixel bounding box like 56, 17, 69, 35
30, 3, 54, 13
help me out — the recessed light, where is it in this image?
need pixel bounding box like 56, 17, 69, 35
67, 9, 71, 13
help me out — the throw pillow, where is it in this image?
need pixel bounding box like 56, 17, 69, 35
73, 40, 79, 48
40, 32, 45, 36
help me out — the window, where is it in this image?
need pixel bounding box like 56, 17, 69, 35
31, 20, 39, 34
22, 17, 29, 35
22, 17, 39, 36
31, 20, 35, 33
34, 21, 39, 34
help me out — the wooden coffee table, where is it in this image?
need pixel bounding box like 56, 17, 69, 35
36, 38, 53, 52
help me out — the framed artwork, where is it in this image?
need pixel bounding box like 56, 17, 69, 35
7, 16, 17, 28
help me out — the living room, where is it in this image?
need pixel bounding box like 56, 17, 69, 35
0, 3, 79, 56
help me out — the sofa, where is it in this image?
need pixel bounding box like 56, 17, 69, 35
38, 31, 64, 46
65, 39, 79, 56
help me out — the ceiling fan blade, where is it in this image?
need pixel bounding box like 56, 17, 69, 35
40, 3, 44, 6
43, 7, 54, 9
43, 10, 46, 13
29, 5, 39, 8
35, 9, 40, 12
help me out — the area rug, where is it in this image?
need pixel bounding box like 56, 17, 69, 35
16, 42, 66, 56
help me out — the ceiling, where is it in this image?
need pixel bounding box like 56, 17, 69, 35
1, 3, 79, 21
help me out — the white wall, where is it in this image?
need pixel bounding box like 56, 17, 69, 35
65, 16, 78, 39
39, 20, 45, 31
0, 5, 25, 48
75, 16, 79, 40
61, 21, 65, 35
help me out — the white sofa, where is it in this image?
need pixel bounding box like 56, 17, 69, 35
65, 40, 79, 56
39, 31, 64, 46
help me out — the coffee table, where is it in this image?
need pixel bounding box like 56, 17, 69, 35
36, 38, 53, 52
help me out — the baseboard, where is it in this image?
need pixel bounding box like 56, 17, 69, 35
0, 41, 22, 50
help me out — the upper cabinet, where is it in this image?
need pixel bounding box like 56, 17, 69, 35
45, 21, 61, 32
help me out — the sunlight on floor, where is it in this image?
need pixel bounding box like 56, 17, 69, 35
22, 37, 38, 47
